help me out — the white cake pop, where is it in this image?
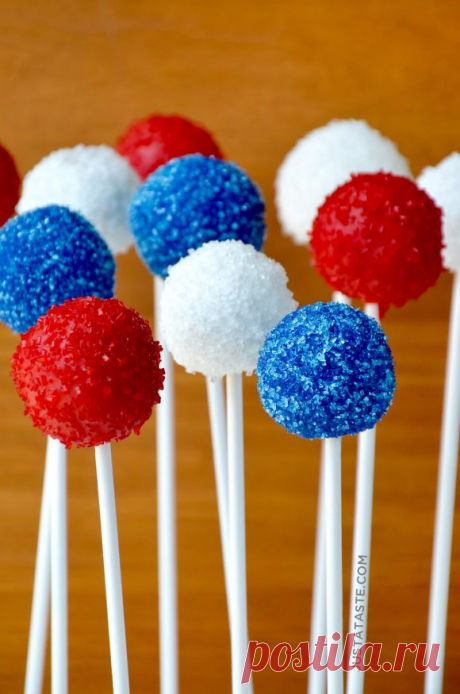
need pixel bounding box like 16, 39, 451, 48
418, 153, 460, 272
275, 119, 412, 245
17, 145, 141, 255
160, 239, 298, 379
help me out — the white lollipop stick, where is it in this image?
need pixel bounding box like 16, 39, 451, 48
227, 373, 251, 693
24, 439, 52, 694
207, 377, 254, 694
49, 437, 67, 694
95, 443, 130, 693
425, 272, 460, 694
346, 302, 379, 694
324, 436, 344, 694
308, 291, 350, 694
154, 276, 178, 694
308, 446, 327, 694
206, 377, 231, 619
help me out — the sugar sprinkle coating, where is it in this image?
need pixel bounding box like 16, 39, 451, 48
257, 302, 396, 440
129, 154, 266, 278
160, 240, 298, 378
418, 153, 460, 273
275, 119, 411, 245
116, 113, 223, 180
0, 205, 115, 334
310, 172, 443, 312
17, 145, 141, 255
11, 297, 164, 448
0, 142, 21, 226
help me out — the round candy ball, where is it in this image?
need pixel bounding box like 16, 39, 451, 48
0, 143, 20, 226
257, 302, 396, 439
0, 205, 115, 334
275, 119, 411, 245
160, 240, 297, 378
116, 114, 223, 180
11, 296, 164, 448
418, 153, 460, 273
129, 154, 266, 278
17, 145, 140, 255
310, 172, 443, 310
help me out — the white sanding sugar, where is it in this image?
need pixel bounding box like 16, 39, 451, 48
160, 239, 298, 378
418, 153, 460, 272
17, 144, 141, 255
275, 119, 411, 245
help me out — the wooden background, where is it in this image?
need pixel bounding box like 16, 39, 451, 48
0, 0, 460, 691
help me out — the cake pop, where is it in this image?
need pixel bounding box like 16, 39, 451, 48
0, 142, 21, 225
275, 119, 411, 245
309, 171, 441, 694
161, 239, 297, 694
12, 297, 163, 447
17, 145, 140, 254
160, 240, 297, 378
310, 172, 443, 312
257, 303, 395, 439
418, 153, 460, 272
116, 114, 223, 180
257, 302, 395, 694
130, 153, 266, 278
12, 296, 164, 694
0, 205, 115, 334
417, 154, 460, 694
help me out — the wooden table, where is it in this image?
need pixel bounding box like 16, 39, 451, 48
0, 0, 459, 691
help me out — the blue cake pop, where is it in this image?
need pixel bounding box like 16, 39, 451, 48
129, 154, 266, 278
0, 205, 116, 334
257, 302, 395, 439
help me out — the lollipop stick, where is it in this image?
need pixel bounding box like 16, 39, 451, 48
95, 443, 130, 694
346, 302, 379, 694
309, 292, 349, 694
24, 439, 52, 694
425, 272, 460, 694
207, 377, 254, 694
206, 377, 231, 620
324, 437, 343, 694
308, 445, 327, 694
227, 373, 250, 692
154, 276, 178, 694
49, 437, 67, 694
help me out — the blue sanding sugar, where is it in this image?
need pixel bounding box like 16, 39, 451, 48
0, 205, 116, 334
129, 154, 266, 278
256, 302, 396, 439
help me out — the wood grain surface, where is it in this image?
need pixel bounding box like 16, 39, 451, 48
1, 0, 460, 691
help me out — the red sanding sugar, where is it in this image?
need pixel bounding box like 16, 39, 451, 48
116, 114, 223, 180
0, 143, 20, 225
310, 172, 444, 311
11, 296, 164, 448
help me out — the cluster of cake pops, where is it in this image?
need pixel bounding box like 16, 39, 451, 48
0, 113, 456, 694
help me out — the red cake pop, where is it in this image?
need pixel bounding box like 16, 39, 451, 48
11, 296, 164, 448
310, 172, 444, 311
116, 114, 223, 180
0, 142, 20, 225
